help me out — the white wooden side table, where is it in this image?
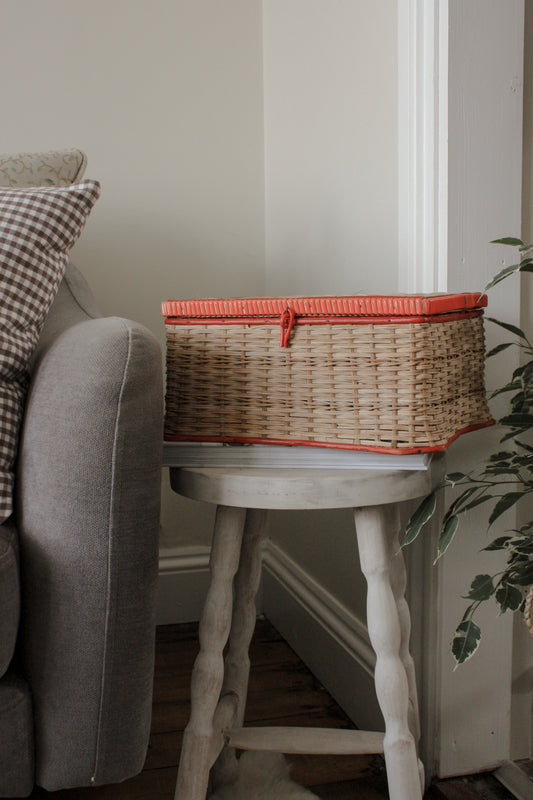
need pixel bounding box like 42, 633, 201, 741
167, 455, 444, 800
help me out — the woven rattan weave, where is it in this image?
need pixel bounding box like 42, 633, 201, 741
163, 307, 492, 453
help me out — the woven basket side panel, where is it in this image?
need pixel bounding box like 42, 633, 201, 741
164, 317, 492, 451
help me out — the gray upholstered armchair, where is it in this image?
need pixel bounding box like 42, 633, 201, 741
0, 151, 163, 795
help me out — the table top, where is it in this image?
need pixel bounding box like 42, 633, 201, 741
167, 454, 445, 510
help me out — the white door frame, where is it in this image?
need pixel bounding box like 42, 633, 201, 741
399, 0, 526, 778
398, 0, 448, 295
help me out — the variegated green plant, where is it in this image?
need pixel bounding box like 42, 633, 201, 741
403, 237, 533, 665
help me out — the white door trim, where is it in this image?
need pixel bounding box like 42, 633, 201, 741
398, 0, 448, 293
396, 0, 450, 777
398, 0, 525, 777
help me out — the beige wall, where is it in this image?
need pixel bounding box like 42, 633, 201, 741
516, 0, 533, 759
263, 0, 398, 297
523, 0, 533, 246
1, 1, 398, 576
262, 0, 398, 610
0, 0, 265, 550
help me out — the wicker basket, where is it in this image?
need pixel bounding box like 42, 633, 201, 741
161, 293, 494, 454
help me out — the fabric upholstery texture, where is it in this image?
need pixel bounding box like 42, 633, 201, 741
0, 180, 100, 522
0, 148, 162, 795
17, 266, 163, 789
0, 522, 19, 678
0, 149, 87, 187
0, 673, 34, 797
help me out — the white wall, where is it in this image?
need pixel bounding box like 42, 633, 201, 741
436, 0, 525, 776
516, 0, 533, 762
1, 0, 398, 603
263, 0, 398, 297
0, 0, 266, 551
262, 0, 398, 611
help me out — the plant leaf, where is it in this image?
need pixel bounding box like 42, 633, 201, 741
486, 342, 514, 358
460, 603, 476, 622
464, 574, 494, 601
435, 514, 459, 562
490, 237, 525, 246
499, 413, 533, 429
516, 440, 533, 453
508, 561, 533, 586
446, 472, 467, 485
451, 619, 482, 665
488, 492, 525, 526
462, 495, 495, 513
486, 317, 528, 341
485, 265, 521, 290
510, 538, 533, 556
445, 487, 481, 521
490, 379, 522, 399
484, 466, 520, 477
483, 536, 512, 551
521, 361, 533, 384
489, 450, 516, 463
401, 492, 436, 547
495, 583, 523, 613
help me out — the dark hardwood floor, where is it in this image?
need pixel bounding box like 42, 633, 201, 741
32, 617, 528, 799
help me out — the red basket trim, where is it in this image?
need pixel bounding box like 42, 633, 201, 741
161, 293, 487, 320
164, 310, 484, 327
164, 419, 495, 456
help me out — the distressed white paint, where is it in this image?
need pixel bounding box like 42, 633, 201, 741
175, 506, 246, 800
224, 727, 385, 755
212, 509, 268, 788
172, 465, 441, 799
170, 460, 444, 510
354, 504, 424, 798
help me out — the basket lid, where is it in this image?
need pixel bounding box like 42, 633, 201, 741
162, 293, 487, 320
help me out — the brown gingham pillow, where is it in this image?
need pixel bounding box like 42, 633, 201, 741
0, 180, 100, 522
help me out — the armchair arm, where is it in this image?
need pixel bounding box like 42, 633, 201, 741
16, 276, 163, 789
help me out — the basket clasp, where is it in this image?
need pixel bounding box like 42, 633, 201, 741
280, 307, 296, 347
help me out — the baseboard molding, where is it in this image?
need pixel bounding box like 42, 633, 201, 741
156, 547, 211, 624
494, 761, 533, 800
262, 540, 383, 731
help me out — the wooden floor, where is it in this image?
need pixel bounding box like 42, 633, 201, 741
33, 617, 526, 799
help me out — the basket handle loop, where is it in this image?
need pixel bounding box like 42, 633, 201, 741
280, 307, 296, 347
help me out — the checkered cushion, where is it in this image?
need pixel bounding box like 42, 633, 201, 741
0, 180, 100, 522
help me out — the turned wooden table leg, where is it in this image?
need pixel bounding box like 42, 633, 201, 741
353, 504, 423, 800
211, 509, 268, 789
174, 505, 247, 800
389, 506, 425, 794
